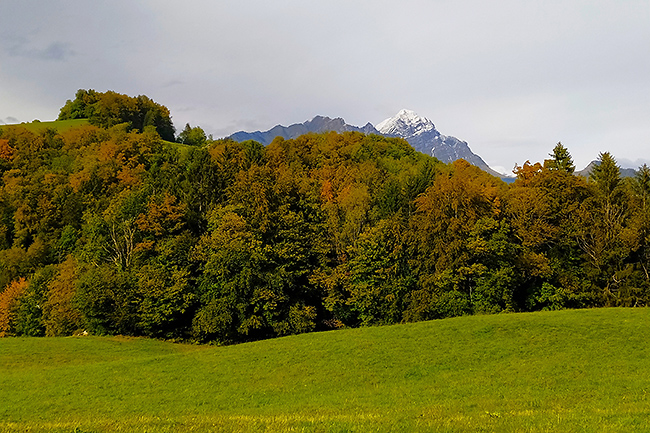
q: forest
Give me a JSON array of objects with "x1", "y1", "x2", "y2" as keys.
[{"x1": 0, "y1": 90, "x2": 648, "y2": 344}]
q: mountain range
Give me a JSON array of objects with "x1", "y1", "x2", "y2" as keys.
[
  {"x1": 229, "y1": 109, "x2": 504, "y2": 178},
  {"x1": 229, "y1": 115, "x2": 378, "y2": 145},
  {"x1": 229, "y1": 110, "x2": 642, "y2": 179}
]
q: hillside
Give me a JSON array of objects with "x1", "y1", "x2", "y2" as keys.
[
  {"x1": 1, "y1": 91, "x2": 649, "y2": 350},
  {"x1": 0, "y1": 118, "x2": 190, "y2": 153},
  {"x1": 1, "y1": 308, "x2": 648, "y2": 432},
  {"x1": 1, "y1": 120, "x2": 649, "y2": 346}
]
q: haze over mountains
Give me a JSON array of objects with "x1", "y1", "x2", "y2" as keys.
[{"x1": 230, "y1": 109, "x2": 504, "y2": 177}]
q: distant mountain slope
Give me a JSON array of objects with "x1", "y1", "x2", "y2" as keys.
[
  {"x1": 230, "y1": 115, "x2": 378, "y2": 146},
  {"x1": 576, "y1": 161, "x2": 637, "y2": 178},
  {"x1": 230, "y1": 109, "x2": 504, "y2": 178}
]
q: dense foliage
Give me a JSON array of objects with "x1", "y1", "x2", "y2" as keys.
[
  {"x1": 57, "y1": 89, "x2": 176, "y2": 141},
  {"x1": 0, "y1": 113, "x2": 648, "y2": 343}
]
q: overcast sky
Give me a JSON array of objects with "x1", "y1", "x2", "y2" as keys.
[{"x1": 1, "y1": 1, "x2": 649, "y2": 174}]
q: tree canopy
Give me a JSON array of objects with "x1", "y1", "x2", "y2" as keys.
[
  {"x1": 1, "y1": 100, "x2": 648, "y2": 343},
  {"x1": 58, "y1": 89, "x2": 176, "y2": 141}
]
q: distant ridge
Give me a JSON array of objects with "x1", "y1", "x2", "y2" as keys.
[
  {"x1": 229, "y1": 115, "x2": 378, "y2": 146},
  {"x1": 230, "y1": 110, "x2": 505, "y2": 178},
  {"x1": 576, "y1": 161, "x2": 637, "y2": 178}
]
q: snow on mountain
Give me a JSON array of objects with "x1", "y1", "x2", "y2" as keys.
[
  {"x1": 377, "y1": 109, "x2": 503, "y2": 177},
  {"x1": 229, "y1": 109, "x2": 505, "y2": 178},
  {"x1": 376, "y1": 109, "x2": 436, "y2": 137}
]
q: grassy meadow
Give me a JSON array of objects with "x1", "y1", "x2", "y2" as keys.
[{"x1": 1, "y1": 308, "x2": 648, "y2": 432}]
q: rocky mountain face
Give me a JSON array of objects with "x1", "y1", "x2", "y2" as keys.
[{"x1": 229, "y1": 109, "x2": 504, "y2": 177}]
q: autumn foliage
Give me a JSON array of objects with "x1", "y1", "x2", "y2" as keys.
[
  {"x1": 0, "y1": 278, "x2": 28, "y2": 336},
  {"x1": 1, "y1": 95, "x2": 649, "y2": 343}
]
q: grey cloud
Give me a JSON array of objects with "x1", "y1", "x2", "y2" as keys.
[
  {"x1": 38, "y1": 42, "x2": 75, "y2": 61},
  {"x1": 8, "y1": 40, "x2": 75, "y2": 61}
]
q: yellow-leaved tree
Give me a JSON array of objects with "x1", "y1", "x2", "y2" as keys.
[
  {"x1": 0, "y1": 277, "x2": 28, "y2": 336},
  {"x1": 43, "y1": 256, "x2": 82, "y2": 336}
]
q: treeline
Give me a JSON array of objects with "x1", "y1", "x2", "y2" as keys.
[{"x1": 0, "y1": 119, "x2": 648, "y2": 343}]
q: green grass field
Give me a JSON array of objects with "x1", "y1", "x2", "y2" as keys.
[{"x1": 1, "y1": 308, "x2": 648, "y2": 432}]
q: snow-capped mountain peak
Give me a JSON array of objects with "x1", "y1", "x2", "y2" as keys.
[
  {"x1": 376, "y1": 109, "x2": 436, "y2": 137},
  {"x1": 230, "y1": 108, "x2": 504, "y2": 178}
]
